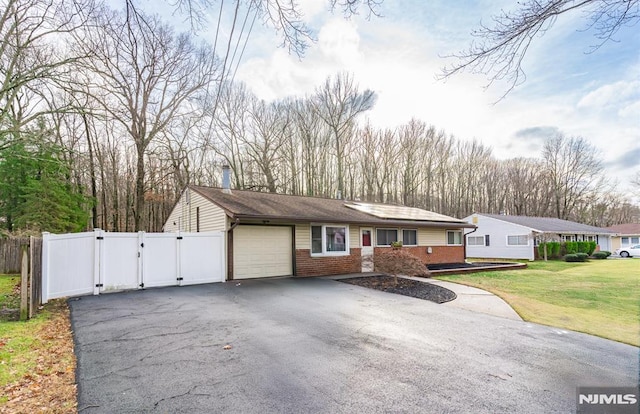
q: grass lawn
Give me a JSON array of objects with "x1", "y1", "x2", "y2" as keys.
[
  {"x1": 0, "y1": 274, "x2": 76, "y2": 412},
  {"x1": 437, "y1": 260, "x2": 640, "y2": 347}
]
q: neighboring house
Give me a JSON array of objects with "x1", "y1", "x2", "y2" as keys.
[
  {"x1": 605, "y1": 223, "x2": 640, "y2": 251},
  {"x1": 462, "y1": 213, "x2": 615, "y2": 261},
  {"x1": 164, "y1": 184, "x2": 474, "y2": 280}
]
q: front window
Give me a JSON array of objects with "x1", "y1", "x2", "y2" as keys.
[
  {"x1": 467, "y1": 236, "x2": 484, "y2": 246},
  {"x1": 507, "y1": 235, "x2": 529, "y2": 246},
  {"x1": 402, "y1": 229, "x2": 417, "y2": 246},
  {"x1": 376, "y1": 229, "x2": 398, "y2": 246},
  {"x1": 311, "y1": 225, "x2": 349, "y2": 255},
  {"x1": 447, "y1": 231, "x2": 462, "y2": 245},
  {"x1": 632, "y1": 237, "x2": 640, "y2": 244}
]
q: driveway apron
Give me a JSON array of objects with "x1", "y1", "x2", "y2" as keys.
[{"x1": 69, "y1": 277, "x2": 638, "y2": 413}]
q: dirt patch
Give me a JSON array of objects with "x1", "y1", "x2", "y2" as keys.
[
  {"x1": 1, "y1": 300, "x2": 77, "y2": 413},
  {"x1": 340, "y1": 275, "x2": 456, "y2": 304}
]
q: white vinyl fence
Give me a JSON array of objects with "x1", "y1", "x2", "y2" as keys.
[{"x1": 42, "y1": 230, "x2": 225, "y2": 302}]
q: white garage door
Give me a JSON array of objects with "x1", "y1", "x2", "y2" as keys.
[{"x1": 233, "y1": 225, "x2": 293, "y2": 279}]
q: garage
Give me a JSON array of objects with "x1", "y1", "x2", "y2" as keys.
[{"x1": 233, "y1": 225, "x2": 293, "y2": 279}]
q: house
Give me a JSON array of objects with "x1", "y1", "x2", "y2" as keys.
[
  {"x1": 605, "y1": 223, "x2": 640, "y2": 251},
  {"x1": 164, "y1": 182, "x2": 475, "y2": 280},
  {"x1": 462, "y1": 213, "x2": 615, "y2": 261}
]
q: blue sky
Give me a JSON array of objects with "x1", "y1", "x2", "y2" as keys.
[{"x1": 149, "y1": 0, "x2": 640, "y2": 195}]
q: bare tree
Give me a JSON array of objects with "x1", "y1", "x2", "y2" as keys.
[
  {"x1": 0, "y1": 0, "x2": 94, "y2": 148},
  {"x1": 440, "y1": 0, "x2": 640, "y2": 96},
  {"x1": 543, "y1": 134, "x2": 604, "y2": 220},
  {"x1": 313, "y1": 73, "x2": 376, "y2": 199},
  {"x1": 74, "y1": 5, "x2": 217, "y2": 230}
]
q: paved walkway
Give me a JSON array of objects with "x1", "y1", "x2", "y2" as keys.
[
  {"x1": 330, "y1": 273, "x2": 522, "y2": 321},
  {"x1": 422, "y1": 278, "x2": 522, "y2": 320}
]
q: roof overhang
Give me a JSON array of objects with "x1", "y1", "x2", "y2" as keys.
[{"x1": 230, "y1": 213, "x2": 476, "y2": 229}]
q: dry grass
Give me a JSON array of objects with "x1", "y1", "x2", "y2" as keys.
[{"x1": 0, "y1": 295, "x2": 76, "y2": 413}]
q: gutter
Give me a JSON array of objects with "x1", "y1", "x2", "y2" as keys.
[{"x1": 463, "y1": 227, "x2": 478, "y2": 261}]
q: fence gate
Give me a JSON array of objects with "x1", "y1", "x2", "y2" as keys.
[{"x1": 42, "y1": 230, "x2": 225, "y2": 302}]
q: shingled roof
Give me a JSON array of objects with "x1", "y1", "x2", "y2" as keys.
[
  {"x1": 480, "y1": 213, "x2": 614, "y2": 234},
  {"x1": 190, "y1": 186, "x2": 474, "y2": 228},
  {"x1": 604, "y1": 223, "x2": 640, "y2": 235}
]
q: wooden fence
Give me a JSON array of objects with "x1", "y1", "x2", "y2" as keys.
[
  {"x1": 0, "y1": 237, "x2": 43, "y2": 319},
  {"x1": 0, "y1": 238, "x2": 30, "y2": 274},
  {"x1": 29, "y1": 237, "x2": 43, "y2": 318}
]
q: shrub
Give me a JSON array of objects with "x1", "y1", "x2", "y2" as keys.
[
  {"x1": 564, "y1": 241, "x2": 578, "y2": 255},
  {"x1": 587, "y1": 241, "x2": 597, "y2": 255},
  {"x1": 576, "y1": 253, "x2": 589, "y2": 261},
  {"x1": 564, "y1": 253, "x2": 587, "y2": 262},
  {"x1": 576, "y1": 241, "x2": 590, "y2": 254},
  {"x1": 538, "y1": 241, "x2": 562, "y2": 259},
  {"x1": 599, "y1": 250, "x2": 612, "y2": 257},
  {"x1": 550, "y1": 241, "x2": 561, "y2": 257},
  {"x1": 591, "y1": 251, "x2": 609, "y2": 259},
  {"x1": 374, "y1": 249, "x2": 430, "y2": 284}
]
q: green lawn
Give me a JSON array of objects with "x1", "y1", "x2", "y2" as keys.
[{"x1": 437, "y1": 260, "x2": 640, "y2": 346}]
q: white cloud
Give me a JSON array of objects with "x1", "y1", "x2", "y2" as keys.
[{"x1": 235, "y1": 1, "x2": 639, "y2": 196}]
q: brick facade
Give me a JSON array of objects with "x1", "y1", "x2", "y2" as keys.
[
  {"x1": 295, "y1": 246, "x2": 464, "y2": 277},
  {"x1": 295, "y1": 248, "x2": 362, "y2": 277},
  {"x1": 375, "y1": 246, "x2": 465, "y2": 265}
]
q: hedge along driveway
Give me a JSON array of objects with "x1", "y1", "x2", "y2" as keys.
[
  {"x1": 438, "y1": 259, "x2": 640, "y2": 345},
  {"x1": 69, "y1": 277, "x2": 637, "y2": 413}
]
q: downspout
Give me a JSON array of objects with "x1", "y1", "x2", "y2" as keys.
[
  {"x1": 463, "y1": 227, "x2": 478, "y2": 262},
  {"x1": 226, "y1": 217, "x2": 240, "y2": 281}
]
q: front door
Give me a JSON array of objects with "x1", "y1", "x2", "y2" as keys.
[{"x1": 361, "y1": 228, "x2": 374, "y2": 272}]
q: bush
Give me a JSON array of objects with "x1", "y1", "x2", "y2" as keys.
[
  {"x1": 576, "y1": 241, "x2": 590, "y2": 254},
  {"x1": 374, "y1": 249, "x2": 430, "y2": 280},
  {"x1": 538, "y1": 241, "x2": 562, "y2": 259},
  {"x1": 591, "y1": 251, "x2": 609, "y2": 259},
  {"x1": 564, "y1": 253, "x2": 587, "y2": 262},
  {"x1": 576, "y1": 253, "x2": 589, "y2": 261},
  {"x1": 587, "y1": 241, "x2": 597, "y2": 255},
  {"x1": 564, "y1": 241, "x2": 578, "y2": 255},
  {"x1": 601, "y1": 250, "x2": 612, "y2": 257}
]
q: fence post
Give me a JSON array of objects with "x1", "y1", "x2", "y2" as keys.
[
  {"x1": 41, "y1": 232, "x2": 50, "y2": 304},
  {"x1": 93, "y1": 229, "x2": 103, "y2": 295},
  {"x1": 20, "y1": 245, "x2": 29, "y2": 321}
]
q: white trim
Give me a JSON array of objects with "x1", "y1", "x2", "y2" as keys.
[
  {"x1": 310, "y1": 223, "x2": 350, "y2": 257},
  {"x1": 401, "y1": 229, "x2": 418, "y2": 246},
  {"x1": 506, "y1": 235, "x2": 529, "y2": 246},
  {"x1": 467, "y1": 235, "x2": 485, "y2": 246},
  {"x1": 376, "y1": 228, "x2": 399, "y2": 247},
  {"x1": 446, "y1": 230, "x2": 463, "y2": 246}
]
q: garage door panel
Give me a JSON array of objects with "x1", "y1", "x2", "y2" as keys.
[{"x1": 234, "y1": 226, "x2": 292, "y2": 279}]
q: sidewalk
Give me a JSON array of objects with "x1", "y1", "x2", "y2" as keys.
[{"x1": 412, "y1": 277, "x2": 523, "y2": 321}]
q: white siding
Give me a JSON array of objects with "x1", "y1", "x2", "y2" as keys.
[
  {"x1": 462, "y1": 214, "x2": 535, "y2": 261},
  {"x1": 296, "y1": 224, "x2": 356, "y2": 249},
  {"x1": 164, "y1": 188, "x2": 227, "y2": 232}
]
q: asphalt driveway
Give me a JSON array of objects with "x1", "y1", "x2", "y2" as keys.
[{"x1": 69, "y1": 277, "x2": 638, "y2": 413}]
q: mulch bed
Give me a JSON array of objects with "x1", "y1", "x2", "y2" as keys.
[{"x1": 340, "y1": 275, "x2": 456, "y2": 304}]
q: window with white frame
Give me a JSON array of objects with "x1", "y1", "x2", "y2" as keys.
[
  {"x1": 447, "y1": 230, "x2": 462, "y2": 245},
  {"x1": 467, "y1": 235, "x2": 484, "y2": 246},
  {"x1": 311, "y1": 224, "x2": 348, "y2": 255},
  {"x1": 402, "y1": 229, "x2": 417, "y2": 246},
  {"x1": 376, "y1": 229, "x2": 398, "y2": 246},
  {"x1": 632, "y1": 237, "x2": 640, "y2": 244},
  {"x1": 507, "y1": 235, "x2": 529, "y2": 246},
  {"x1": 561, "y1": 235, "x2": 575, "y2": 242}
]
